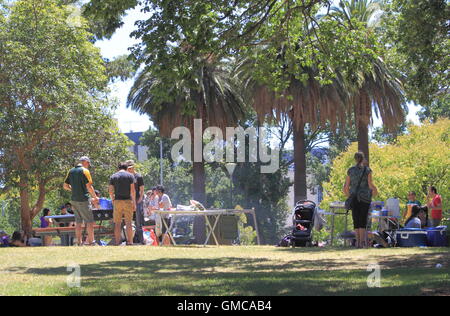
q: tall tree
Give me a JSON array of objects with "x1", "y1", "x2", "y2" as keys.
[
  {"x1": 127, "y1": 60, "x2": 247, "y2": 204},
  {"x1": 331, "y1": 0, "x2": 406, "y2": 162},
  {"x1": 0, "y1": 0, "x2": 132, "y2": 235}
]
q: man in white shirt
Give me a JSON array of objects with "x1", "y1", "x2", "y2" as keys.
[
  {"x1": 155, "y1": 185, "x2": 172, "y2": 240},
  {"x1": 156, "y1": 185, "x2": 172, "y2": 210}
]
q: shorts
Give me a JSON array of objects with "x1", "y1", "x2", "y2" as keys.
[
  {"x1": 71, "y1": 201, "x2": 94, "y2": 224},
  {"x1": 113, "y1": 200, "x2": 134, "y2": 224}
]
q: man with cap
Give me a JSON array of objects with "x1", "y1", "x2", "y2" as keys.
[
  {"x1": 63, "y1": 156, "x2": 99, "y2": 246},
  {"x1": 126, "y1": 160, "x2": 145, "y2": 244}
]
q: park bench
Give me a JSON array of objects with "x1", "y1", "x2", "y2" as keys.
[{"x1": 33, "y1": 225, "x2": 111, "y2": 238}]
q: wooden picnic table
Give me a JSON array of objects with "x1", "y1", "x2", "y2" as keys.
[{"x1": 33, "y1": 210, "x2": 115, "y2": 241}]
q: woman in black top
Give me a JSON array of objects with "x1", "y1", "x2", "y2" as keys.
[{"x1": 344, "y1": 152, "x2": 378, "y2": 248}]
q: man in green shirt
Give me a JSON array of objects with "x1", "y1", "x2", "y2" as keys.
[{"x1": 63, "y1": 156, "x2": 99, "y2": 246}]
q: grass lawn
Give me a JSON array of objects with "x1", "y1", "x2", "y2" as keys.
[{"x1": 0, "y1": 246, "x2": 448, "y2": 296}]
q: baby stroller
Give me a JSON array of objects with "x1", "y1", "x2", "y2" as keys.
[{"x1": 291, "y1": 200, "x2": 316, "y2": 247}]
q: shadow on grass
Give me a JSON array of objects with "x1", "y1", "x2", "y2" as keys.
[{"x1": 12, "y1": 251, "x2": 450, "y2": 296}]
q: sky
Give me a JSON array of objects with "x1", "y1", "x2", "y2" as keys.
[
  {"x1": 95, "y1": 7, "x2": 422, "y2": 135},
  {"x1": 95, "y1": 8, "x2": 151, "y2": 133}
]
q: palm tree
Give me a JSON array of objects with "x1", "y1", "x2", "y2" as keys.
[
  {"x1": 332, "y1": 0, "x2": 405, "y2": 163},
  {"x1": 351, "y1": 57, "x2": 405, "y2": 162},
  {"x1": 128, "y1": 60, "x2": 247, "y2": 204},
  {"x1": 333, "y1": 0, "x2": 383, "y2": 27},
  {"x1": 238, "y1": 55, "x2": 352, "y2": 201}
]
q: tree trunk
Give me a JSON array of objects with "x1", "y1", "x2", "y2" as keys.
[
  {"x1": 192, "y1": 117, "x2": 207, "y2": 244},
  {"x1": 293, "y1": 121, "x2": 308, "y2": 203},
  {"x1": 356, "y1": 92, "x2": 370, "y2": 165},
  {"x1": 19, "y1": 185, "x2": 33, "y2": 237},
  {"x1": 192, "y1": 161, "x2": 206, "y2": 203},
  {"x1": 358, "y1": 121, "x2": 370, "y2": 166},
  {"x1": 19, "y1": 178, "x2": 47, "y2": 238}
]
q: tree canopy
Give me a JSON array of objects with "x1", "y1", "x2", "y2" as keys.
[
  {"x1": 0, "y1": 0, "x2": 133, "y2": 234},
  {"x1": 381, "y1": 0, "x2": 449, "y2": 108}
]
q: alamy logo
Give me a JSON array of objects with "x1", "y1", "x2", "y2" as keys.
[
  {"x1": 171, "y1": 119, "x2": 280, "y2": 174},
  {"x1": 67, "y1": 263, "x2": 81, "y2": 288},
  {"x1": 367, "y1": 263, "x2": 381, "y2": 288}
]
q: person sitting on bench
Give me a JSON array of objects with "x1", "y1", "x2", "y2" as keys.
[{"x1": 40, "y1": 208, "x2": 54, "y2": 246}]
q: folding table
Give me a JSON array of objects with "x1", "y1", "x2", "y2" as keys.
[{"x1": 154, "y1": 209, "x2": 261, "y2": 246}]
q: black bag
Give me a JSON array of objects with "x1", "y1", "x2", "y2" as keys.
[{"x1": 345, "y1": 167, "x2": 367, "y2": 211}]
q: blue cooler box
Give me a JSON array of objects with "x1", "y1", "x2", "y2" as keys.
[
  {"x1": 396, "y1": 229, "x2": 428, "y2": 247},
  {"x1": 98, "y1": 198, "x2": 113, "y2": 210},
  {"x1": 426, "y1": 226, "x2": 448, "y2": 247}
]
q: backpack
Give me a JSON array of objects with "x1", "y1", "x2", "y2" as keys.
[{"x1": 1, "y1": 235, "x2": 9, "y2": 247}]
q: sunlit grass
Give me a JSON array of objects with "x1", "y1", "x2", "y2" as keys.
[{"x1": 0, "y1": 246, "x2": 448, "y2": 296}]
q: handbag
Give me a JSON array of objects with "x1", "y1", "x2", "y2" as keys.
[{"x1": 345, "y1": 167, "x2": 367, "y2": 211}]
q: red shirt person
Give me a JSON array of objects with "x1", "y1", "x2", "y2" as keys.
[{"x1": 427, "y1": 186, "x2": 443, "y2": 227}]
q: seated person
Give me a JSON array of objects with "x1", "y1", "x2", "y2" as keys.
[
  {"x1": 405, "y1": 205, "x2": 430, "y2": 229},
  {"x1": 59, "y1": 205, "x2": 73, "y2": 246},
  {"x1": 144, "y1": 188, "x2": 159, "y2": 223},
  {"x1": 418, "y1": 206, "x2": 432, "y2": 228},
  {"x1": 40, "y1": 208, "x2": 54, "y2": 246},
  {"x1": 9, "y1": 231, "x2": 26, "y2": 247},
  {"x1": 40, "y1": 208, "x2": 53, "y2": 228},
  {"x1": 65, "y1": 202, "x2": 74, "y2": 215}
]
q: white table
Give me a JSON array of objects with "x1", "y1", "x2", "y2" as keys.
[
  {"x1": 324, "y1": 202, "x2": 350, "y2": 246},
  {"x1": 154, "y1": 209, "x2": 261, "y2": 246}
]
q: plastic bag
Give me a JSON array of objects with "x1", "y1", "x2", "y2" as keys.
[
  {"x1": 314, "y1": 209, "x2": 327, "y2": 231},
  {"x1": 143, "y1": 228, "x2": 159, "y2": 246}
]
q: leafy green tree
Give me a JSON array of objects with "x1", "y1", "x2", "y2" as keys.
[
  {"x1": 0, "y1": 196, "x2": 21, "y2": 234},
  {"x1": 140, "y1": 127, "x2": 175, "y2": 162},
  {"x1": 105, "y1": 54, "x2": 136, "y2": 82},
  {"x1": 417, "y1": 95, "x2": 450, "y2": 123},
  {"x1": 371, "y1": 121, "x2": 408, "y2": 145},
  {"x1": 82, "y1": 0, "x2": 139, "y2": 40},
  {"x1": 381, "y1": 0, "x2": 449, "y2": 109},
  {"x1": 0, "y1": 0, "x2": 132, "y2": 235},
  {"x1": 139, "y1": 158, "x2": 193, "y2": 206}
]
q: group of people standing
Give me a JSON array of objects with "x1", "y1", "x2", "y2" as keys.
[
  {"x1": 64, "y1": 156, "x2": 172, "y2": 246},
  {"x1": 344, "y1": 152, "x2": 444, "y2": 249}
]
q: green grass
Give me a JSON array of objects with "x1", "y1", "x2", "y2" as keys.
[{"x1": 0, "y1": 246, "x2": 449, "y2": 296}]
